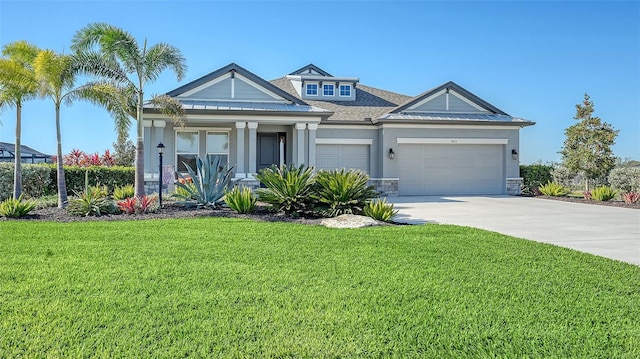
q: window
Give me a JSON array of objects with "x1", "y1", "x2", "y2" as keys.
[
  {"x1": 306, "y1": 83, "x2": 318, "y2": 96},
  {"x1": 176, "y1": 131, "x2": 199, "y2": 172},
  {"x1": 206, "y1": 132, "x2": 229, "y2": 167},
  {"x1": 339, "y1": 84, "x2": 351, "y2": 97},
  {"x1": 323, "y1": 84, "x2": 334, "y2": 96}
]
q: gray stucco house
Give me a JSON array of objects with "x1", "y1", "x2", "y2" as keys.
[{"x1": 143, "y1": 63, "x2": 534, "y2": 196}]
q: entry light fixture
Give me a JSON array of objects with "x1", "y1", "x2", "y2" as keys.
[
  {"x1": 388, "y1": 148, "x2": 395, "y2": 160},
  {"x1": 511, "y1": 148, "x2": 518, "y2": 160}
]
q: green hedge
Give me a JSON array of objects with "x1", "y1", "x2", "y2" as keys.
[
  {"x1": 0, "y1": 163, "x2": 134, "y2": 200},
  {"x1": 520, "y1": 164, "x2": 553, "y2": 195}
]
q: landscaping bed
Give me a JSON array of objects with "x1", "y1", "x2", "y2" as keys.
[{"x1": 534, "y1": 195, "x2": 640, "y2": 209}]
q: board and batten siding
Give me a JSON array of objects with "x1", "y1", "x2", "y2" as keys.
[{"x1": 234, "y1": 78, "x2": 277, "y2": 102}]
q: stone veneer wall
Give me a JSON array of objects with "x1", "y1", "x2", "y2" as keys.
[
  {"x1": 506, "y1": 177, "x2": 523, "y2": 196},
  {"x1": 369, "y1": 178, "x2": 399, "y2": 197}
]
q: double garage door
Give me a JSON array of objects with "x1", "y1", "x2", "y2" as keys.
[{"x1": 397, "y1": 144, "x2": 504, "y2": 195}]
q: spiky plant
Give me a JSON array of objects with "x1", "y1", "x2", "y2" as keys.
[
  {"x1": 255, "y1": 164, "x2": 316, "y2": 216},
  {"x1": 538, "y1": 181, "x2": 569, "y2": 197},
  {"x1": 173, "y1": 155, "x2": 233, "y2": 209},
  {"x1": 0, "y1": 195, "x2": 37, "y2": 218},
  {"x1": 364, "y1": 198, "x2": 398, "y2": 222},
  {"x1": 312, "y1": 169, "x2": 378, "y2": 217},
  {"x1": 224, "y1": 186, "x2": 257, "y2": 214}
]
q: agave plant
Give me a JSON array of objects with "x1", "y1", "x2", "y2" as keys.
[
  {"x1": 173, "y1": 155, "x2": 233, "y2": 208},
  {"x1": 312, "y1": 169, "x2": 378, "y2": 217},
  {"x1": 255, "y1": 164, "x2": 316, "y2": 216}
]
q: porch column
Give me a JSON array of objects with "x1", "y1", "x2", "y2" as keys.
[
  {"x1": 295, "y1": 123, "x2": 306, "y2": 165},
  {"x1": 143, "y1": 120, "x2": 153, "y2": 178},
  {"x1": 247, "y1": 122, "x2": 258, "y2": 177},
  {"x1": 307, "y1": 123, "x2": 317, "y2": 168},
  {"x1": 235, "y1": 121, "x2": 246, "y2": 178}
]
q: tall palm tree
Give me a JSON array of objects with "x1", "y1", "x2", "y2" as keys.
[
  {"x1": 0, "y1": 41, "x2": 39, "y2": 199},
  {"x1": 71, "y1": 23, "x2": 187, "y2": 197}
]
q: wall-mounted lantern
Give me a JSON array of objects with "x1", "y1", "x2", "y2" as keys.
[
  {"x1": 511, "y1": 148, "x2": 519, "y2": 160},
  {"x1": 389, "y1": 148, "x2": 395, "y2": 160}
]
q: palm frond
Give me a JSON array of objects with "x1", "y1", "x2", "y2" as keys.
[
  {"x1": 71, "y1": 22, "x2": 141, "y2": 72},
  {"x1": 70, "y1": 52, "x2": 131, "y2": 86},
  {"x1": 146, "y1": 94, "x2": 186, "y2": 127},
  {"x1": 70, "y1": 81, "x2": 133, "y2": 134},
  {"x1": 144, "y1": 43, "x2": 187, "y2": 82},
  {"x1": 2, "y1": 41, "x2": 40, "y2": 67}
]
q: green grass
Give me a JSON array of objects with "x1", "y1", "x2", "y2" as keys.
[{"x1": 1, "y1": 219, "x2": 639, "y2": 358}]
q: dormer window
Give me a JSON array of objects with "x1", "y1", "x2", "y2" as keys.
[
  {"x1": 306, "y1": 83, "x2": 318, "y2": 96},
  {"x1": 323, "y1": 84, "x2": 334, "y2": 96},
  {"x1": 339, "y1": 84, "x2": 352, "y2": 97}
]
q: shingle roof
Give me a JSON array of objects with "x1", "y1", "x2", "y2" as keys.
[{"x1": 270, "y1": 77, "x2": 411, "y2": 122}]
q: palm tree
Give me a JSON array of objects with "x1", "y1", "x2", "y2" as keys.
[
  {"x1": 0, "y1": 41, "x2": 39, "y2": 199},
  {"x1": 71, "y1": 23, "x2": 187, "y2": 197}
]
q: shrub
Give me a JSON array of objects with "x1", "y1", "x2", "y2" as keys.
[
  {"x1": 519, "y1": 164, "x2": 553, "y2": 195},
  {"x1": 117, "y1": 195, "x2": 158, "y2": 214},
  {"x1": 67, "y1": 186, "x2": 118, "y2": 216},
  {"x1": 363, "y1": 198, "x2": 398, "y2": 222},
  {"x1": 0, "y1": 163, "x2": 54, "y2": 201},
  {"x1": 0, "y1": 195, "x2": 37, "y2": 218},
  {"x1": 608, "y1": 167, "x2": 640, "y2": 193},
  {"x1": 591, "y1": 186, "x2": 618, "y2": 201},
  {"x1": 312, "y1": 169, "x2": 378, "y2": 217},
  {"x1": 255, "y1": 164, "x2": 316, "y2": 216},
  {"x1": 55, "y1": 166, "x2": 134, "y2": 195},
  {"x1": 35, "y1": 194, "x2": 59, "y2": 209},
  {"x1": 224, "y1": 186, "x2": 257, "y2": 214},
  {"x1": 551, "y1": 165, "x2": 576, "y2": 189},
  {"x1": 538, "y1": 182, "x2": 569, "y2": 197},
  {"x1": 173, "y1": 155, "x2": 233, "y2": 208},
  {"x1": 622, "y1": 192, "x2": 640, "y2": 204},
  {"x1": 113, "y1": 184, "x2": 135, "y2": 200}
]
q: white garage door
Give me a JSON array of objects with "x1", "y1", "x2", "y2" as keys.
[
  {"x1": 316, "y1": 144, "x2": 370, "y2": 173},
  {"x1": 398, "y1": 144, "x2": 504, "y2": 195}
]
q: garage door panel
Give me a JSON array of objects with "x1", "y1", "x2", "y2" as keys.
[
  {"x1": 316, "y1": 144, "x2": 370, "y2": 173},
  {"x1": 398, "y1": 144, "x2": 503, "y2": 195}
]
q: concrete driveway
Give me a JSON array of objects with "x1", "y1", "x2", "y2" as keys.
[{"x1": 388, "y1": 196, "x2": 640, "y2": 266}]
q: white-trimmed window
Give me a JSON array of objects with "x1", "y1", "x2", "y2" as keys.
[
  {"x1": 339, "y1": 84, "x2": 351, "y2": 97},
  {"x1": 176, "y1": 131, "x2": 199, "y2": 172},
  {"x1": 306, "y1": 83, "x2": 318, "y2": 96},
  {"x1": 323, "y1": 84, "x2": 334, "y2": 96},
  {"x1": 206, "y1": 131, "x2": 229, "y2": 167}
]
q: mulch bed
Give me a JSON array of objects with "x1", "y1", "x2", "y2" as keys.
[
  {"x1": 1, "y1": 204, "x2": 324, "y2": 225},
  {"x1": 534, "y1": 195, "x2": 640, "y2": 209}
]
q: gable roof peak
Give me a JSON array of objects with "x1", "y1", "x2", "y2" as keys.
[{"x1": 288, "y1": 64, "x2": 333, "y2": 77}]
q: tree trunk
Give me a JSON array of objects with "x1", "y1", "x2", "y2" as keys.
[
  {"x1": 13, "y1": 101, "x2": 22, "y2": 199},
  {"x1": 134, "y1": 92, "x2": 145, "y2": 198},
  {"x1": 55, "y1": 103, "x2": 68, "y2": 208}
]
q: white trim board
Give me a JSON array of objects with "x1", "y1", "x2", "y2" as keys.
[
  {"x1": 396, "y1": 138, "x2": 509, "y2": 145},
  {"x1": 316, "y1": 138, "x2": 373, "y2": 145},
  {"x1": 381, "y1": 124, "x2": 521, "y2": 130}
]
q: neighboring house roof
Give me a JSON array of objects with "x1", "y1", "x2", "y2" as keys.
[
  {"x1": 0, "y1": 142, "x2": 51, "y2": 159},
  {"x1": 165, "y1": 63, "x2": 309, "y2": 106},
  {"x1": 270, "y1": 77, "x2": 411, "y2": 122}
]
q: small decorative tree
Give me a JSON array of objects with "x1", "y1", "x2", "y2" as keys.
[{"x1": 559, "y1": 94, "x2": 618, "y2": 191}]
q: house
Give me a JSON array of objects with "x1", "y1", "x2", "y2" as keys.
[
  {"x1": 0, "y1": 142, "x2": 52, "y2": 163},
  {"x1": 143, "y1": 63, "x2": 534, "y2": 196}
]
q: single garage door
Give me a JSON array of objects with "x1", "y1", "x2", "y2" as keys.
[
  {"x1": 398, "y1": 144, "x2": 504, "y2": 195},
  {"x1": 316, "y1": 144, "x2": 370, "y2": 173}
]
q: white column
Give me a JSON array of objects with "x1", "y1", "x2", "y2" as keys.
[
  {"x1": 307, "y1": 123, "x2": 317, "y2": 168},
  {"x1": 247, "y1": 122, "x2": 258, "y2": 177},
  {"x1": 279, "y1": 135, "x2": 285, "y2": 167},
  {"x1": 295, "y1": 123, "x2": 306, "y2": 166},
  {"x1": 143, "y1": 120, "x2": 153, "y2": 178},
  {"x1": 235, "y1": 122, "x2": 246, "y2": 178},
  {"x1": 154, "y1": 120, "x2": 166, "y2": 179}
]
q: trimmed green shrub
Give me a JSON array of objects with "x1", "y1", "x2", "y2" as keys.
[
  {"x1": 0, "y1": 195, "x2": 37, "y2": 218},
  {"x1": 520, "y1": 164, "x2": 553, "y2": 195},
  {"x1": 49, "y1": 165, "x2": 134, "y2": 195},
  {"x1": 174, "y1": 155, "x2": 233, "y2": 208},
  {"x1": 224, "y1": 186, "x2": 257, "y2": 214},
  {"x1": 255, "y1": 164, "x2": 316, "y2": 216},
  {"x1": 591, "y1": 186, "x2": 618, "y2": 201},
  {"x1": 34, "y1": 194, "x2": 59, "y2": 209},
  {"x1": 608, "y1": 167, "x2": 640, "y2": 193},
  {"x1": 312, "y1": 169, "x2": 378, "y2": 217},
  {"x1": 113, "y1": 184, "x2": 135, "y2": 200},
  {"x1": 364, "y1": 198, "x2": 398, "y2": 222},
  {"x1": 0, "y1": 163, "x2": 54, "y2": 201},
  {"x1": 538, "y1": 181, "x2": 569, "y2": 197}
]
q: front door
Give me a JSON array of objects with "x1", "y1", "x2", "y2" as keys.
[{"x1": 257, "y1": 133, "x2": 284, "y2": 171}]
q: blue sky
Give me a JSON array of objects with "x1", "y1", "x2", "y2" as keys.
[{"x1": 0, "y1": 0, "x2": 638, "y2": 165}]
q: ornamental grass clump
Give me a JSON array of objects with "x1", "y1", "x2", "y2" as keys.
[
  {"x1": 173, "y1": 155, "x2": 233, "y2": 209},
  {"x1": 255, "y1": 164, "x2": 316, "y2": 216},
  {"x1": 113, "y1": 184, "x2": 135, "y2": 200},
  {"x1": 591, "y1": 186, "x2": 618, "y2": 201},
  {"x1": 0, "y1": 195, "x2": 37, "y2": 218},
  {"x1": 67, "y1": 186, "x2": 118, "y2": 216},
  {"x1": 538, "y1": 181, "x2": 569, "y2": 197},
  {"x1": 364, "y1": 198, "x2": 398, "y2": 222},
  {"x1": 312, "y1": 169, "x2": 378, "y2": 217},
  {"x1": 224, "y1": 186, "x2": 257, "y2": 214}
]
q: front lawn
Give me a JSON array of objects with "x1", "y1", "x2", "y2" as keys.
[{"x1": 1, "y1": 219, "x2": 638, "y2": 357}]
